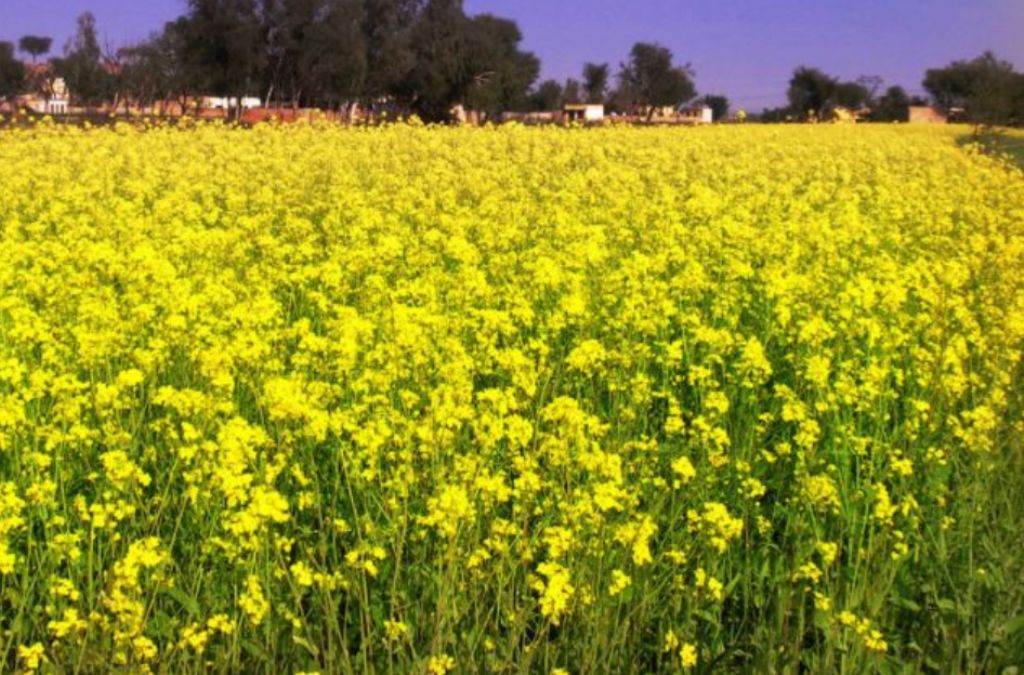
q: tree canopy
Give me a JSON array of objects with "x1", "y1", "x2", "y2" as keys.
[
  {"x1": 701, "y1": 93, "x2": 729, "y2": 121},
  {"x1": 11, "y1": 4, "x2": 1024, "y2": 127},
  {"x1": 873, "y1": 85, "x2": 910, "y2": 122},
  {"x1": 924, "y1": 52, "x2": 1023, "y2": 126},
  {"x1": 18, "y1": 35, "x2": 53, "y2": 62},
  {"x1": 0, "y1": 42, "x2": 26, "y2": 103},
  {"x1": 617, "y1": 42, "x2": 696, "y2": 119},
  {"x1": 53, "y1": 12, "x2": 111, "y2": 107},
  {"x1": 582, "y1": 62, "x2": 609, "y2": 104}
]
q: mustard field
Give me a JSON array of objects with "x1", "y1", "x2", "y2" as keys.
[{"x1": 0, "y1": 122, "x2": 1023, "y2": 674}]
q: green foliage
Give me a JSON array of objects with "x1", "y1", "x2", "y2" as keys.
[
  {"x1": 700, "y1": 94, "x2": 729, "y2": 122},
  {"x1": 833, "y1": 81, "x2": 871, "y2": 110},
  {"x1": 52, "y1": 13, "x2": 111, "y2": 107},
  {"x1": 461, "y1": 15, "x2": 539, "y2": 117},
  {"x1": 924, "y1": 51, "x2": 1023, "y2": 127},
  {"x1": 529, "y1": 79, "x2": 563, "y2": 112},
  {"x1": 617, "y1": 42, "x2": 696, "y2": 118},
  {"x1": 786, "y1": 67, "x2": 836, "y2": 120},
  {"x1": 582, "y1": 62, "x2": 610, "y2": 105},
  {"x1": 17, "y1": 35, "x2": 52, "y2": 62},
  {"x1": 0, "y1": 42, "x2": 25, "y2": 103},
  {"x1": 873, "y1": 86, "x2": 910, "y2": 122}
]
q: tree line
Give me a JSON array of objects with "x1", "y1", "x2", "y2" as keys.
[
  {"x1": 764, "y1": 52, "x2": 1024, "y2": 126},
  {"x1": 0, "y1": 0, "x2": 719, "y2": 122},
  {"x1": 2, "y1": 2, "x2": 1022, "y2": 125}
]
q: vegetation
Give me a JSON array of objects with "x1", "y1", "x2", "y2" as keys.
[
  {"x1": 699, "y1": 94, "x2": 729, "y2": 122},
  {"x1": 5, "y1": 3, "x2": 1024, "y2": 124},
  {"x1": 52, "y1": 12, "x2": 110, "y2": 108},
  {"x1": 784, "y1": 67, "x2": 871, "y2": 121},
  {"x1": 924, "y1": 52, "x2": 1024, "y2": 127},
  {"x1": 0, "y1": 42, "x2": 25, "y2": 105},
  {"x1": 16, "y1": 36, "x2": 52, "y2": 63},
  {"x1": 582, "y1": 62, "x2": 610, "y2": 105},
  {"x1": 0, "y1": 122, "x2": 1022, "y2": 673},
  {"x1": 616, "y1": 43, "x2": 696, "y2": 120}
]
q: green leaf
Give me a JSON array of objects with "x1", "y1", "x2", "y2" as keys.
[
  {"x1": 165, "y1": 586, "x2": 201, "y2": 618},
  {"x1": 694, "y1": 609, "x2": 719, "y2": 626},
  {"x1": 149, "y1": 611, "x2": 176, "y2": 640},
  {"x1": 293, "y1": 634, "x2": 320, "y2": 657},
  {"x1": 897, "y1": 597, "x2": 921, "y2": 612},
  {"x1": 1000, "y1": 614, "x2": 1024, "y2": 638},
  {"x1": 241, "y1": 638, "x2": 269, "y2": 661},
  {"x1": 936, "y1": 598, "x2": 957, "y2": 613}
]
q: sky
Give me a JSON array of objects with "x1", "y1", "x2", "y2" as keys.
[{"x1": 2, "y1": 0, "x2": 1022, "y2": 111}]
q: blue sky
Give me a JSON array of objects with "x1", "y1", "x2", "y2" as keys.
[{"x1": 3, "y1": 0, "x2": 1022, "y2": 110}]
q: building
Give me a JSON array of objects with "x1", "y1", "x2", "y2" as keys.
[
  {"x1": 678, "y1": 104, "x2": 714, "y2": 125},
  {"x1": 908, "y1": 106, "x2": 947, "y2": 124},
  {"x1": 18, "y1": 63, "x2": 70, "y2": 115},
  {"x1": 201, "y1": 96, "x2": 263, "y2": 111},
  {"x1": 829, "y1": 106, "x2": 871, "y2": 123},
  {"x1": 563, "y1": 103, "x2": 605, "y2": 124}
]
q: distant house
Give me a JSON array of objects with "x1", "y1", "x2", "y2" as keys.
[
  {"x1": 563, "y1": 103, "x2": 605, "y2": 124},
  {"x1": 678, "y1": 104, "x2": 713, "y2": 125},
  {"x1": 908, "y1": 106, "x2": 947, "y2": 124},
  {"x1": 636, "y1": 105, "x2": 677, "y2": 121},
  {"x1": 829, "y1": 106, "x2": 871, "y2": 123},
  {"x1": 19, "y1": 63, "x2": 70, "y2": 115},
  {"x1": 202, "y1": 96, "x2": 263, "y2": 111}
]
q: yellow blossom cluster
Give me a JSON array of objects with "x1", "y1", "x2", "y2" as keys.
[{"x1": 0, "y1": 120, "x2": 1021, "y2": 672}]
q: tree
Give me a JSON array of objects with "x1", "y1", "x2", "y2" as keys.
[
  {"x1": 262, "y1": 0, "x2": 323, "y2": 106},
  {"x1": 18, "y1": 35, "x2": 53, "y2": 62},
  {"x1": 873, "y1": 85, "x2": 909, "y2": 122},
  {"x1": 856, "y1": 75, "x2": 883, "y2": 103},
  {"x1": 53, "y1": 12, "x2": 111, "y2": 107},
  {"x1": 1015, "y1": 73, "x2": 1024, "y2": 126},
  {"x1": 833, "y1": 80, "x2": 871, "y2": 110},
  {"x1": 401, "y1": 0, "x2": 473, "y2": 120},
  {"x1": 562, "y1": 78, "x2": 581, "y2": 105},
  {"x1": 362, "y1": 0, "x2": 422, "y2": 103},
  {"x1": 924, "y1": 52, "x2": 1017, "y2": 127},
  {"x1": 530, "y1": 79, "x2": 563, "y2": 111},
  {"x1": 115, "y1": 26, "x2": 196, "y2": 115},
  {"x1": 786, "y1": 67, "x2": 836, "y2": 121},
  {"x1": 759, "y1": 106, "x2": 792, "y2": 123},
  {"x1": 462, "y1": 14, "x2": 538, "y2": 118},
  {"x1": 700, "y1": 93, "x2": 729, "y2": 121},
  {"x1": 582, "y1": 62, "x2": 609, "y2": 104},
  {"x1": 0, "y1": 42, "x2": 26, "y2": 106},
  {"x1": 301, "y1": 0, "x2": 368, "y2": 111},
  {"x1": 174, "y1": 0, "x2": 267, "y2": 117},
  {"x1": 260, "y1": 0, "x2": 367, "y2": 110},
  {"x1": 617, "y1": 42, "x2": 696, "y2": 120}
]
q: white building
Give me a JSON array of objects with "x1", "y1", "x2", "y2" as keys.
[
  {"x1": 678, "y1": 104, "x2": 713, "y2": 125},
  {"x1": 563, "y1": 103, "x2": 605, "y2": 123},
  {"x1": 18, "y1": 65, "x2": 70, "y2": 115},
  {"x1": 201, "y1": 96, "x2": 262, "y2": 111}
]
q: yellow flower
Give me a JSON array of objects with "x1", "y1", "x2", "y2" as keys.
[
  {"x1": 428, "y1": 654, "x2": 457, "y2": 675},
  {"x1": 239, "y1": 575, "x2": 270, "y2": 626},
  {"x1": 680, "y1": 643, "x2": 698, "y2": 669},
  {"x1": 608, "y1": 569, "x2": 632, "y2": 597},
  {"x1": 384, "y1": 620, "x2": 409, "y2": 641},
  {"x1": 18, "y1": 643, "x2": 48, "y2": 671},
  {"x1": 671, "y1": 456, "x2": 697, "y2": 487},
  {"x1": 290, "y1": 561, "x2": 315, "y2": 588},
  {"x1": 532, "y1": 562, "x2": 575, "y2": 625}
]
